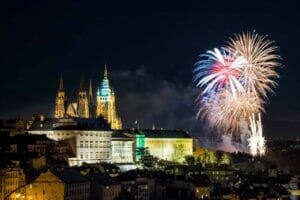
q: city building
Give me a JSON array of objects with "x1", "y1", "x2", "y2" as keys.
[
  {"x1": 205, "y1": 164, "x2": 237, "y2": 184},
  {"x1": 0, "y1": 159, "x2": 25, "y2": 200},
  {"x1": 28, "y1": 117, "x2": 112, "y2": 166},
  {"x1": 0, "y1": 131, "x2": 69, "y2": 170},
  {"x1": 117, "y1": 170, "x2": 150, "y2": 200},
  {"x1": 190, "y1": 174, "x2": 211, "y2": 199},
  {"x1": 54, "y1": 65, "x2": 122, "y2": 129},
  {"x1": 0, "y1": 118, "x2": 25, "y2": 136},
  {"x1": 26, "y1": 169, "x2": 90, "y2": 200},
  {"x1": 89, "y1": 173, "x2": 121, "y2": 200}
]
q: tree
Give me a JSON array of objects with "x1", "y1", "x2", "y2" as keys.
[
  {"x1": 172, "y1": 144, "x2": 185, "y2": 163},
  {"x1": 193, "y1": 147, "x2": 217, "y2": 164},
  {"x1": 215, "y1": 150, "x2": 223, "y2": 164},
  {"x1": 220, "y1": 152, "x2": 232, "y2": 165},
  {"x1": 184, "y1": 155, "x2": 195, "y2": 165},
  {"x1": 138, "y1": 147, "x2": 157, "y2": 169}
]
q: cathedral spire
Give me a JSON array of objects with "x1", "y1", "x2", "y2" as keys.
[
  {"x1": 55, "y1": 75, "x2": 66, "y2": 118},
  {"x1": 89, "y1": 79, "x2": 93, "y2": 102},
  {"x1": 59, "y1": 75, "x2": 64, "y2": 91},
  {"x1": 104, "y1": 64, "x2": 108, "y2": 79},
  {"x1": 77, "y1": 74, "x2": 89, "y2": 118},
  {"x1": 79, "y1": 74, "x2": 85, "y2": 91}
]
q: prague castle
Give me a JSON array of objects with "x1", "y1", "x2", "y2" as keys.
[
  {"x1": 54, "y1": 66, "x2": 122, "y2": 129},
  {"x1": 26, "y1": 65, "x2": 193, "y2": 167}
]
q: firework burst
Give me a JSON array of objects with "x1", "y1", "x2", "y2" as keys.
[
  {"x1": 193, "y1": 31, "x2": 281, "y2": 156},
  {"x1": 193, "y1": 48, "x2": 246, "y2": 97},
  {"x1": 227, "y1": 31, "x2": 281, "y2": 98}
]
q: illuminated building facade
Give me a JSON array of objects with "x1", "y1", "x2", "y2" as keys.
[
  {"x1": 0, "y1": 160, "x2": 25, "y2": 200},
  {"x1": 111, "y1": 131, "x2": 134, "y2": 163},
  {"x1": 124, "y1": 129, "x2": 193, "y2": 163},
  {"x1": 28, "y1": 117, "x2": 113, "y2": 166},
  {"x1": 144, "y1": 130, "x2": 193, "y2": 163},
  {"x1": 26, "y1": 169, "x2": 90, "y2": 200},
  {"x1": 54, "y1": 65, "x2": 122, "y2": 129}
]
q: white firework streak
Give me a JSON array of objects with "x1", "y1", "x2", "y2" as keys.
[
  {"x1": 227, "y1": 31, "x2": 281, "y2": 98},
  {"x1": 248, "y1": 113, "x2": 266, "y2": 156},
  {"x1": 193, "y1": 48, "x2": 247, "y2": 97}
]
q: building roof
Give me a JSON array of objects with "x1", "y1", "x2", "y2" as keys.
[
  {"x1": 112, "y1": 130, "x2": 132, "y2": 140},
  {"x1": 89, "y1": 173, "x2": 119, "y2": 186},
  {"x1": 0, "y1": 157, "x2": 14, "y2": 168},
  {"x1": 0, "y1": 132, "x2": 52, "y2": 146},
  {"x1": 52, "y1": 169, "x2": 90, "y2": 183},
  {"x1": 29, "y1": 117, "x2": 111, "y2": 131},
  {"x1": 129, "y1": 129, "x2": 192, "y2": 139},
  {"x1": 117, "y1": 170, "x2": 138, "y2": 182},
  {"x1": 143, "y1": 129, "x2": 192, "y2": 138}
]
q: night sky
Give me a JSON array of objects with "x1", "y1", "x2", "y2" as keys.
[{"x1": 0, "y1": 1, "x2": 300, "y2": 136}]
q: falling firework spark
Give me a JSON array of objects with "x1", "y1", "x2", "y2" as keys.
[
  {"x1": 248, "y1": 113, "x2": 266, "y2": 156},
  {"x1": 198, "y1": 91, "x2": 264, "y2": 134}
]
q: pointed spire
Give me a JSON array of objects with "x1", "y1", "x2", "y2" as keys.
[
  {"x1": 59, "y1": 75, "x2": 64, "y2": 91},
  {"x1": 104, "y1": 64, "x2": 108, "y2": 79},
  {"x1": 89, "y1": 79, "x2": 93, "y2": 101},
  {"x1": 152, "y1": 123, "x2": 156, "y2": 130},
  {"x1": 79, "y1": 74, "x2": 85, "y2": 91}
]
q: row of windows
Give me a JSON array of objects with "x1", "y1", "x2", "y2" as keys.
[
  {"x1": 79, "y1": 133, "x2": 111, "y2": 137},
  {"x1": 80, "y1": 141, "x2": 110, "y2": 143},
  {"x1": 79, "y1": 144, "x2": 109, "y2": 148},
  {"x1": 113, "y1": 149, "x2": 132, "y2": 153},
  {"x1": 56, "y1": 132, "x2": 72, "y2": 137},
  {"x1": 103, "y1": 188, "x2": 120, "y2": 198},
  {"x1": 4, "y1": 172, "x2": 20, "y2": 178},
  {"x1": 112, "y1": 143, "x2": 132, "y2": 147},
  {"x1": 66, "y1": 183, "x2": 90, "y2": 195},
  {"x1": 50, "y1": 132, "x2": 111, "y2": 138},
  {"x1": 27, "y1": 145, "x2": 47, "y2": 152},
  {"x1": 79, "y1": 141, "x2": 110, "y2": 148},
  {"x1": 80, "y1": 152, "x2": 110, "y2": 159},
  {"x1": 4, "y1": 180, "x2": 19, "y2": 186}
]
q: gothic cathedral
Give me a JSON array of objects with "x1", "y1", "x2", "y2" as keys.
[{"x1": 54, "y1": 65, "x2": 122, "y2": 129}]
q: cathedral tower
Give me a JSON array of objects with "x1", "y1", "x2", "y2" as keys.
[
  {"x1": 96, "y1": 65, "x2": 122, "y2": 129},
  {"x1": 54, "y1": 75, "x2": 66, "y2": 118},
  {"x1": 88, "y1": 79, "x2": 95, "y2": 118},
  {"x1": 77, "y1": 76, "x2": 89, "y2": 118}
]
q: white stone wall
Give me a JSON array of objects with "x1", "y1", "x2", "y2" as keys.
[
  {"x1": 73, "y1": 131, "x2": 112, "y2": 166},
  {"x1": 111, "y1": 140, "x2": 134, "y2": 163}
]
